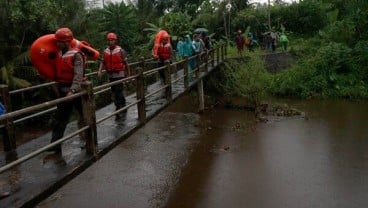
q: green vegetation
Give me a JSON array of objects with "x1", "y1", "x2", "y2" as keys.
[
  {"x1": 223, "y1": 0, "x2": 368, "y2": 100},
  {"x1": 267, "y1": 0, "x2": 368, "y2": 99},
  {"x1": 210, "y1": 51, "x2": 271, "y2": 106}
]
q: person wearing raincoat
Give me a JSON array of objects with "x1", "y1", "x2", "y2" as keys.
[
  {"x1": 279, "y1": 33, "x2": 289, "y2": 51},
  {"x1": 192, "y1": 34, "x2": 204, "y2": 73},
  {"x1": 176, "y1": 37, "x2": 184, "y2": 61},
  {"x1": 156, "y1": 34, "x2": 172, "y2": 84},
  {"x1": 247, "y1": 32, "x2": 255, "y2": 52},
  {"x1": 180, "y1": 34, "x2": 195, "y2": 77}
]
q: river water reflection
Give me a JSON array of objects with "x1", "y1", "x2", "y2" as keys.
[{"x1": 165, "y1": 97, "x2": 368, "y2": 208}]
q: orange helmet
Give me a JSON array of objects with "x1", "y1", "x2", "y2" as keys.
[
  {"x1": 54, "y1": 27, "x2": 74, "y2": 42},
  {"x1": 107, "y1": 33, "x2": 118, "y2": 40}
]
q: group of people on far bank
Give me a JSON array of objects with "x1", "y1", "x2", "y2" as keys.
[
  {"x1": 235, "y1": 29, "x2": 289, "y2": 57},
  {"x1": 235, "y1": 30, "x2": 255, "y2": 57}
]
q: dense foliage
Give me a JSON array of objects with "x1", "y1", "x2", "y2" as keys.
[{"x1": 268, "y1": 0, "x2": 368, "y2": 99}]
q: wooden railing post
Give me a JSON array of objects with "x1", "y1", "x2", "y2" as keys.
[
  {"x1": 136, "y1": 67, "x2": 146, "y2": 123},
  {"x1": 81, "y1": 81, "x2": 97, "y2": 156},
  {"x1": 204, "y1": 50, "x2": 209, "y2": 73},
  {"x1": 196, "y1": 53, "x2": 201, "y2": 77},
  {"x1": 140, "y1": 56, "x2": 146, "y2": 70},
  {"x1": 211, "y1": 49, "x2": 215, "y2": 67},
  {"x1": 195, "y1": 54, "x2": 200, "y2": 75},
  {"x1": 0, "y1": 85, "x2": 16, "y2": 152},
  {"x1": 221, "y1": 45, "x2": 225, "y2": 61},
  {"x1": 184, "y1": 57, "x2": 189, "y2": 89},
  {"x1": 164, "y1": 60, "x2": 172, "y2": 102},
  {"x1": 225, "y1": 43, "x2": 228, "y2": 58}
]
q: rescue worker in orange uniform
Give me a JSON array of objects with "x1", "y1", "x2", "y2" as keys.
[
  {"x1": 49, "y1": 27, "x2": 86, "y2": 154},
  {"x1": 98, "y1": 33, "x2": 129, "y2": 116},
  {"x1": 156, "y1": 34, "x2": 172, "y2": 84}
]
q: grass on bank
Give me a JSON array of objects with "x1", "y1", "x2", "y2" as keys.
[{"x1": 221, "y1": 40, "x2": 368, "y2": 100}]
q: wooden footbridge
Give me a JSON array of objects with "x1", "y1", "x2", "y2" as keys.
[{"x1": 0, "y1": 45, "x2": 226, "y2": 207}]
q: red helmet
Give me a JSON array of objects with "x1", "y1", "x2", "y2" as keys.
[
  {"x1": 162, "y1": 34, "x2": 170, "y2": 41},
  {"x1": 107, "y1": 33, "x2": 118, "y2": 40},
  {"x1": 54, "y1": 27, "x2": 74, "y2": 42}
]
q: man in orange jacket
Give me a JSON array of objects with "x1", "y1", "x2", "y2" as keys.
[
  {"x1": 98, "y1": 33, "x2": 129, "y2": 117},
  {"x1": 156, "y1": 34, "x2": 172, "y2": 84},
  {"x1": 49, "y1": 27, "x2": 85, "y2": 154}
]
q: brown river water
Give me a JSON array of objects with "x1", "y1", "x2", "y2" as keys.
[{"x1": 164, "y1": 97, "x2": 368, "y2": 208}]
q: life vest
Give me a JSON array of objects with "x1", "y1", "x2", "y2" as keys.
[
  {"x1": 103, "y1": 46, "x2": 126, "y2": 72},
  {"x1": 55, "y1": 49, "x2": 85, "y2": 84},
  {"x1": 244, "y1": 37, "x2": 250, "y2": 45},
  {"x1": 157, "y1": 43, "x2": 171, "y2": 60}
]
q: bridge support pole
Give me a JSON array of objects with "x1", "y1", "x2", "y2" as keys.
[
  {"x1": 183, "y1": 57, "x2": 189, "y2": 89},
  {"x1": 197, "y1": 80, "x2": 205, "y2": 113},
  {"x1": 0, "y1": 85, "x2": 16, "y2": 152},
  {"x1": 136, "y1": 67, "x2": 146, "y2": 123},
  {"x1": 194, "y1": 55, "x2": 204, "y2": 113},
  {"x1": 81, "y1": 81, "x2": 98, "y2": 156},
  {"x1": 164, "y1": 61, "x2": 172, "y2": 102}
]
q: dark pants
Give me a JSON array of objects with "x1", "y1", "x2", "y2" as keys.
[
  {"x1": 51, "y1": 88, "x2": 84, "y2": 153},
  {"x1": 158, "y1": 59, "x2": 169, "y2": 84},
  {"x1": 109, "y1": 77, "x2": 126, "y2": 110},
  {"x1": 271, "y1": 39, "x2": 276, "y2": 52}
]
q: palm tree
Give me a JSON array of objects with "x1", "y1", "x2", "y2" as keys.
[
  {"x1": 95, "y1": 2, "x2": 138, "y2": 53},
  {"x1": 0, "y1": 51, "x2": 32, "y2": 89}
]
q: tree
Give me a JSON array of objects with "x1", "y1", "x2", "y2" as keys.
[
  {"x1": 160, "y1": 12, "x2": 192, "y2": 37},
  {"x1": 94, "y1": 2, "x2": 139, "y2": 53}
]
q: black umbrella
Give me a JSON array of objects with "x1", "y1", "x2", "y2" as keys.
[{"x1": 194, "y1": 28, "x2": 208, "y2": 33}]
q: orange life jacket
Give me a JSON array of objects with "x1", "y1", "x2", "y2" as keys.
[
  {"x1": 103, "y1": 46, "x2": 126, "y2": 72},
  {"x1": 157, "y1": 43, "x2": 171, "y2": 60},
  {"x1": 244, "y1": 37, "x2": 250, "y2": 45},
  {"x1": 55, "y1": 49, "x2": 85, "y2": 84}
]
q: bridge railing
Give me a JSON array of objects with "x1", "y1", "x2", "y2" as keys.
[{"x1": 0, "y1": 44, "x2": 225, "y2": 174}]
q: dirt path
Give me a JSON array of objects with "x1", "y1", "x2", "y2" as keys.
[{"x1": 263, "y1": 51, "x2": 295, "y2": 73}]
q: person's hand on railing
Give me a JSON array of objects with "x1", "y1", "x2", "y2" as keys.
[{"x1": 97, "y1": 70, "x2": 103, "y2": 78}]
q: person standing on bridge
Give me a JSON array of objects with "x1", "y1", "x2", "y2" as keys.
[
  {"x1": 155, "y1": 33, "x2": 172, "y2": 84},
  {"x1": 49, "y1": 27, "x2": 86, "y2": 154},
  {"x1": 180, "y1": 34, "x2": 195, "y2": 77},
  {"x1": 98, "y1": 32, "x2": 129, "y2": 117}
]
